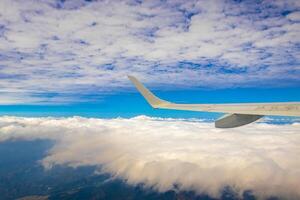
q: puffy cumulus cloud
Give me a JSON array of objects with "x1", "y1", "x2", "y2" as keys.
[
  {"x1": 0, "y1": 0, "x2": 300, "y2": 104},
  {"x1": 1, "y1": 116, "x2": 300, "y2": 199}
]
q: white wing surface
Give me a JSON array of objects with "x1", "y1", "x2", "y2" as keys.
[{"x1": 128, "y1": 76, "x2": 300, "y2": 128}]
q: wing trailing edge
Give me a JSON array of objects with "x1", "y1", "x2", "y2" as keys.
[{"x1": 215, "y1": 114, "x2": 263, "y2": 128}]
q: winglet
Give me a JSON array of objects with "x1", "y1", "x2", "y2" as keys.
[{"x1": 128, "y1": 75, "x2": 169, "y2": 108}]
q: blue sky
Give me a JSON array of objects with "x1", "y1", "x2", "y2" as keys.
[
  {"x1": 0, "y1": 0, "x2": 299, "y2": 118},
  {"x1": 1, "y1": 87, "x2": 300, "y2": 121}
]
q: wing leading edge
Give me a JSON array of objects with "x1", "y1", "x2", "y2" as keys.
[{"x1": 128, "y1": 75, "x2": 300, "y2": 128}]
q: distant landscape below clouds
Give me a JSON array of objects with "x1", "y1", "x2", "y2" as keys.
[{"x1": 0, "y1": 0, "x2": 300, "y2": 104}]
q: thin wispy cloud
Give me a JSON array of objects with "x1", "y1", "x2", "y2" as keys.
[
  {"x1": 0, "y1": 116, "x2": 300, "y2": 199},
  {"x1": 0, "y1": 0, "x2": 299, "y2": 104}
]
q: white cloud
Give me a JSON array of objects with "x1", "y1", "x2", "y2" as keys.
[
  {"x1": 0, "y1": 116, "x2": 300, "y2": 199},
  {"x1": 0, "y1": 0, "x2": 299, "y2": 103},
  {"x1": 287, "y1": 11, "x2": 300, "y2": 21}
]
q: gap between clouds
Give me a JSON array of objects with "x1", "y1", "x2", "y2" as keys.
[{"x1": 0, "y1": 115, "x2": 300, "y2": 199}]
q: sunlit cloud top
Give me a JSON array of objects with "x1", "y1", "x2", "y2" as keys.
[{"x1": 0, "y1": 0, "x2": 300, "y2": 104}]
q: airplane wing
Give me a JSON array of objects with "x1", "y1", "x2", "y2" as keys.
[{"x1": 128, "y1": 75, "x2": 300, "y2": 128}]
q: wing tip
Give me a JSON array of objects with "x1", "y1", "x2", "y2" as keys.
[{"x1": 128, "y1": 75, "x2": 168, "y2": 108}]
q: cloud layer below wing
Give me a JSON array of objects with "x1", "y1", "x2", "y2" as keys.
[{"x1": 0, "y1": 116, "x2": 300, "y2": 199}]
